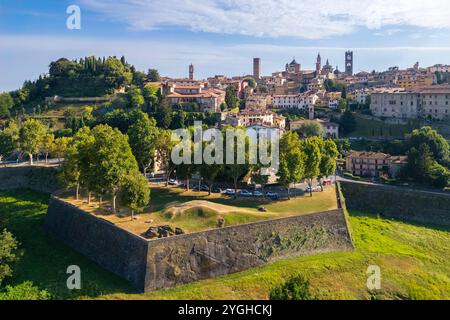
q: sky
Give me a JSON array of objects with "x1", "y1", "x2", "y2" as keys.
[{"x1": 1, "y1": 0, "x2": 450, "y2": 91}]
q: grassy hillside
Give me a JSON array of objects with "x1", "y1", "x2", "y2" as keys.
[{"x1": 0, "y1": 189, "x2": 449, "y2": 300}]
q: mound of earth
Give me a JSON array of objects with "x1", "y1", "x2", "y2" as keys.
[{"x1": 163, "y1": 200, "x2": 253, "y2": 217}]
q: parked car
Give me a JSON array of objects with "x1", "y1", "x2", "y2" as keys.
[
  {"x1": 305, "y1": 186, "x2": 320, "y2": 193},
  {"x1": 212, "y1": 187, "x2": 222, "y2": 194},
  {"x1": 266, "y1": 192, "x2": 279, "y2": 200},
  {"x1": 239, "y1": 190, "x2": 253, "y2": 197},
  {"x1": 224, "y1": 189, "x2": 235, "y2": 196},
  {"x1": 168, "y1": 179, "x2": 178, "y2": 185},
  {"x1": 253, "y1": 191, "x2": 264, "y2": 197},
  {"x1": 193, "y1": 184, "x2": 209, "y2": 192}
]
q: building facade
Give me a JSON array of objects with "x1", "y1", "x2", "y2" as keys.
[
  {"x1": 370, "y1": 85, "x2": 450, "y2": 120},
  {"x1": 345, "y1": 151, "x2": 407, "y2": 178}
]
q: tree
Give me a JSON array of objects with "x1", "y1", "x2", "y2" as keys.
[
  {"x1": 302, "y1": 138, "x2": 322, "y2": 197},
  {"x1": 60, "y1": 127, "x2": 93, "y2": 201},
  {"x1": 339, "y1": 111, "x2": 357, "y2": 135},
  {"x1": 269, "y1": 275, "x2": 313, "y2": 300},
  {"x1": 128, "y1": 88, "x2": 145, "y2": 109},
  {"x1": 132, "y1": 70, "x2": 147, "y2": 86},
  {"x1": 244, "y1": 78, "x2": 257, "y2": 89},
  {"x1": 404, "y1": 143, "x2": 450, "y2": 188},
  {"x1": 171, "y1": 110, "x2": 186, "y2": 129},
  {"x1": 118, "y1": 173, "x2": 150, "y2": 221},
  {"x1": 156, "y1": 129, "x2": 177, "y2": 186},
  {"x1": 127, "y1": 113, "x2": 158, "y2": 176},
  {"x1": 175, "y1": 137, "x2": 196, "y2": 191},
  {"x1": 52, "y1": 137, "x2": 70, "y2": 163},
  {"x1": 200, "y1": 163, "x2": 222, "y2": 195},
  {"x1": 19, "y1": 119, "x2": 47, "y2": 164},
  {"x1": 0, "y1": 122, "x2": 19, "y2": 163},
  {"x1": 225, "y1": 129, "x2": 250, "y2": 198},
  {"x1": 225, "y1": 85, "x2": 238, "y2": 109},
  {"x1": 406, "y1": 126, "x2": 450, "y2": 165},
  {"x1": 297, "y1": 121, "x2": 323, "y2": 138},
  {"x1": 0, "y1": 93, "x2": 14, "y2": 118},
  {"x1": 251, "y1": 165, "x2": 269, "y2": 194},
  {"x1": 278, "y1": 131, "x2": 304, "y2": 199},
  {"x1": 155, "y1": 96, "x2": 173, "y2": 129},
  {"x1": 334, "y1": 138, "x2": 350, "y2": 155},
  {"x1": 220, "y1": 102, "x2": 227, "y2": 112},
  {"x1": 147, "y1": 69, "x2": 161, "y2": 82},
  {"x1": 88, "y1": 125, "x2": 139, "y2": 211},
  {"x1": 0, "y1": 229, "x2": 18, "y2": 285},
  {"x1": 318, "y1": 140, "x2": 338, "y2": 190},
  {"x1": 41, "y1": 133, "x2": 54, "y2": 163}
]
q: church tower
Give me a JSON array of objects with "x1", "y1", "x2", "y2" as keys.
[
  {"x1": 316, "y1": 53, "x2": 321, "y2": 74},
  {"x1": 189, "y1": 64, "x2": 194, "y2": 80},
  {"x1": 345, "y1": 51, "x2": 353, "y2": 75}
]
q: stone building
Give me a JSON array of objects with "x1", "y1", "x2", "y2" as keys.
[
  {"x1": 165, "y1": 82, "x2": 225, "y2": 113},
  {"x1": 370, "y1": 85, "x2": 450, "y2": 120},
  {"x1": 345, "y1": 151, "x2": 407, "y2": 178}
]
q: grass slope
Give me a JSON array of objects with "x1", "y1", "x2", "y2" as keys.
[
  {"x1": 0, "y1": 189, "x2": 449, "y2": 300},
  {"x1": 0, "y1": 190, "x2": 132, "y2": 299}
]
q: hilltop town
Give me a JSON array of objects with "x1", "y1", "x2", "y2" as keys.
[{"x1": 0, "y1": 52, "x2": 449, "y2": 301}]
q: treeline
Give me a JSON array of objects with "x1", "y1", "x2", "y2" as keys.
[
  {"x1": 0, "y1": 119, "x2": 69, "y2": 164},
  {"x1": 0, "y1": 56, "x2": 161, "y2": 119}
]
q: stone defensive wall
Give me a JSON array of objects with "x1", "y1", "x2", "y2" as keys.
[
  {"x1": 0, "y1": 165, "x2": 59, "y2": 193},
  {"x1": 339, "y1": 180, "x2": 450, "y2": 228},
  {"x1": 44, "y1": 195, "x2": 354, "y2": 292}
]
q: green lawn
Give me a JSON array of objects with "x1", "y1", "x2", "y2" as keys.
[
  {"x1": 0, "y1": 190, "x2": 133, "y2": 299},
  {"x1": 1, "y1": 189, "x2": 449, "y2": 300}
]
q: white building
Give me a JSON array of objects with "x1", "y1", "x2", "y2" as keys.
[
  {"x1": 328, "y1": 99, "x2": 340, "y2": 109},
  {"x1": 272, "y1": 92, "x2": 319, "y2": 110}
]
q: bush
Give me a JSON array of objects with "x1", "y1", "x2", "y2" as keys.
[
  {"x1": 0, "y1": 281, "x2": 49, "y2": 300},
  {"x1": 0, "y1": 229, "x2": 18, "y2": 285},
  {"x1": 269, "y1": 275, "x2": 313, "y2": 300}
]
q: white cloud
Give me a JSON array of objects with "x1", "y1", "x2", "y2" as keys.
[
  {"x1": 2, "y1": 34, "x2": 450, "y2": 91},
  {"x1": 79, "y1": 0, "x2": 450, "y2": 38}
]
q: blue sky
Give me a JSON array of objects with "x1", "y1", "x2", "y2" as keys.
[{"x1": 1, "y1": 0, "x2": 450, "y2": 91}]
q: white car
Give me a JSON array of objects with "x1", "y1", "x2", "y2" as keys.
[
  {"x1": 253, "y1": 191, "x2": 264, "y2": 197},
  {"x1": 224, "y1": 189, "x2": 236, "y2": 196},
  {"x1": 239, "y1": 190, "x2": 253, "y2": 197},
  {"x1": 168, "y1": 179, "x2": 178, "y2": 185}
]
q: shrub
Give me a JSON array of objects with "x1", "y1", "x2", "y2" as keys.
[
  {"x1": 0, "y1": 281, "x2": 49, "y2": 300},
  {"x1": 269, "y1": 275, "x2": 313, "y2": 300},
  {"x1": 0, "y1": 229, "x2": 18, "y2": 285}
]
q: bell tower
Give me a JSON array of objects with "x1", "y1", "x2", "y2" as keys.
[
  {"x1": 316, "y1": 53, "x2": 321, "y2": 74},
  {"x1": 345, "y1": 51, "x2": 353, "y2": 76},
  {"x1": 189, "y1": 63, "x2": 194, "y2": 80}
]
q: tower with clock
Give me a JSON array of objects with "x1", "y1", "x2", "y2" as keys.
[{"x1": 345, "y1": 51, "x2": 353, "y2": 76}]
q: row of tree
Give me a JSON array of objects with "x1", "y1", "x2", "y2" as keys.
[
  {"x1": 60, "y1": 124, "x2": 150, "y2": 219},
  {"x1": 0, "y1": 119, "x2": 68, "y2": 164}
]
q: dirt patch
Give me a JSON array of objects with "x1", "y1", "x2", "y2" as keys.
[{"x1": 164, "y1": 200, "x2": 255, "y2": 216}]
